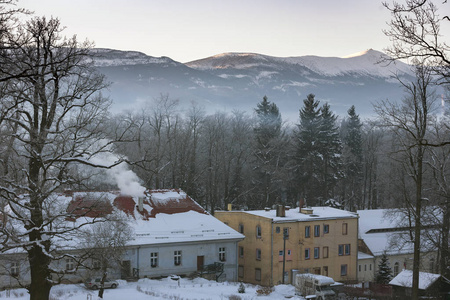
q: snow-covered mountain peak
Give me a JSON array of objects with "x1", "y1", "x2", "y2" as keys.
[
  {"x1": 342, "y1": 48, "x2": 379, "y2": 58},
  {"x1": 186, "y1": 49, "x2": 412, "y2": 78},
  {"x1": 92, "y1": 48, "x2": 176, "y2": 67}
]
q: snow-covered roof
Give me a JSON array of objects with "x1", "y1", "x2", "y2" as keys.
[
  {"x1": 72, "y1": 189, "x2": 244, "y2": 246},
  {"x1": 296, "y1": 273, "x2": 335, "y2": 285},
  {"x1": 357, "y1": 209, "x2": 413, "y2": 256},
  {"x1": 241, "y1": 206, "x2": 357, "y2": 222},
  {"x1": 389, "y1": 269, "x2": 441, "y2": 290},
  {"x1": 358, "y1": 251, "x2": 374, "y2": 260}
]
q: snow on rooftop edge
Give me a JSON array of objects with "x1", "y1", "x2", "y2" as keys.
[{"x1": 389, "y1": 269, "x2": 441, "y2": 290}]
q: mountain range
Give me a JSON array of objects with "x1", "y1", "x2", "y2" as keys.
[{"x1": 93, "y1": 48, "x2": 415, "y2": 122}]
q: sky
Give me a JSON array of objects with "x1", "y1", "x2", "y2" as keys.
[{"x1": 16, "y1": 0, "x2": 450, "y2": 63}]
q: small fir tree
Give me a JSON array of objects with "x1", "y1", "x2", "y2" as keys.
[{"x1": 376, "y1": 253, "x2": 393, "y2": 284}]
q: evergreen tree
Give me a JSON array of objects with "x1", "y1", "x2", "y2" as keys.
[
  {"x1": 294, "y1": 94, "x2": 322, "y2": 205},
  {"x1": 341, "y1": 105, "x2": 363, "y2": 210},
  {"x1": 252, "y1": 96, "x2": 285, "y2": 208},
  {"x1": 318, "y1": 103, "x2": 342, "y2": 202},
  {"x1": 376, "y1": 253, "x2": 393, "y2": 284}
]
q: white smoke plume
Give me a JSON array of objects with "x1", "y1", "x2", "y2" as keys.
[{"x1": 87, "y1": 141, "x2": 146, "y2": 198}]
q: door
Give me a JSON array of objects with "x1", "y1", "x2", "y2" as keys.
[
  {"x1": 197, "y1": 256, "x2": 204, "y2": 271},
  {"x1": 121, "y1": 260, "x2": 131, "y2": 278}
]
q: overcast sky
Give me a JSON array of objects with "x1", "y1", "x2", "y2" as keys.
[{"x1": 17, "y1": 0, "x2": 450, "y2": 63}]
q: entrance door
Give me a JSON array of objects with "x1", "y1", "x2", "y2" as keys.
[
  {"x1": 121, "y1": 260, "x2": 131, "y2": 279},
  {"x1": 197, "y1": 256, "x2": 204, "y2": 271}
]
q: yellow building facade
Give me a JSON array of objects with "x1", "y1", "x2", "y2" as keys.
[{"x1": 215, "y1": 206, "x2": 358, "y2": 286}]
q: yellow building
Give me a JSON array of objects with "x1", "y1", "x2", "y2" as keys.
[{"x1": 215, "y1": 206, "x2": 358, "y2": 286}]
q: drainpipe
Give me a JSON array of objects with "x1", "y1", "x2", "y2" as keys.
[
  {"x1": 271, "y1": 221, "x2": 274, "y2": 286},
  {"x1": 235, "y1": 242, "x2": 239, "y2": 281},
  {"x1": 137, "y1": 246, "x2": 140, "y2": 279}
]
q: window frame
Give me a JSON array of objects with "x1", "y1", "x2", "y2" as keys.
[
  {"x1": 255, "y1": 268, "x2": 261, "y2": 281},
  {"x1": 314, "y1": 247, "x2": 320, "y2": 259},
  {"x1": 256, "y1": 248, "x2": 262, "y2": 260},
  {"x1": 323, "y1": 224, "x2": 329, "y2": 234},
  {"x1": 238, "y1": 223, "x2": 244, "y2": 234},
  {"x1": 11, "y1": 262, "x2": 19, "y2": 277},
  {"x1": 314, "y1": 225, "x2": 320, "y2": 237},
  {"x1": 305, "y1": 226, "x2": 311, "y2": 238},
  {"x1": 342, "y1": 223, "x2": 348, "y2": 235},
  {"x1": 256, "y1": 225, "x2": 262, "y2": 238},
  {"x1": 305, "y1": 248, "x2": 310, "y2": 260},
  {"x1": 323, "y1": 246, "x2": 329, "y2": 258},
  {"x1": 219, "y1": 247, "x2": 226, "y2": 262},
  {"x1": 150, "y1": 252, "x2": 158, "y2": 268},
  {"x1": 174, "y1": 250, "x2": 182, "y2": 266},
  {"x1": 238, "y1": 265, "x2": 244, "y2": 278},
  {"x1": 65, "y1": 258, "x2": 75, "y2": 271},
  {"x1": 341, "y1": 264, "x2": 348, "y2": 276}
]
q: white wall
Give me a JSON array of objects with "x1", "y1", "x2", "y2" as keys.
[{"x1": 124, "y1": 240, "x2": 239, "y2": 281}]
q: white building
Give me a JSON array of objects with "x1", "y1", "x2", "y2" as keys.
[
  {"x1": 357, "y1": 209, "x2": 437, "y2": 283},
  {"x1": 0, "y1": 189, "x2": 244, "y2": 288}
]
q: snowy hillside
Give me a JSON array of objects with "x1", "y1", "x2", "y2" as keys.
[
  {"x1": 93, "y1": 48, "x2": 417, "y2": 120},
  {"x1": 186, "y1": 49, "x2": 413, "y2": 77}
]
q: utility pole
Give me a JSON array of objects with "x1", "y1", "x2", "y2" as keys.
[{"x1": 282, "y1": 228, "x2": 289, "y2": 284}]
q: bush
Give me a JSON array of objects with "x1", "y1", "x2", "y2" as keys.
[
  {"x1": 238, "y1": 282, "x2": 245, "y2": 294},
  {"x1": 256, "y1": 286, "x2": 274, "y2": 296}
]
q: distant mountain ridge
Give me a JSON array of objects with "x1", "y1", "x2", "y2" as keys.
[{"x1": 93, "y1": 48, "x2": 415, "y2": 121}]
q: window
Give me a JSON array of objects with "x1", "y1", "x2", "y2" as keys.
[
  {"x1": 92, "y1": 260, "x2": 101, "y2": 269},
  {"x1": 283, "y1": 227, "x2": 289, "y2": 239},
  {"x1": 323, "y1": 266, "x2": 328, "y2": 276},
  {"x1": 314, "y1": 247, "x2": 320, "y2": 259},
  {"x1": 359, "y1": 264, "x2": 361, "y2": 272},
  {"x1": 287, "y1": 249, "x2": 292, "y2": 261},
  {"x1": 255, "y1": 268, "x2": 261, "y2": 281},
  {"x1": 305, "y1": 226, "x2": 311, "y2": 238},
  {"x1": 151, "y1": 252, "x2": 158, "y2": 267},
  {"x1": 276, "y1": 226, "x2": 280, "y2": 233},
  {"x1": 238, "y1": 223, "x2": 244, "y2": 234},
  {"x1": 66, "y1": 258, "x2": 74, "y2": 271},
  {"x1": 314, "y1": 225, "x2": 320, "y2": 237},
  {"x1": 323, "y1": 246, "x2": 329, "y2": 258},
  {"x1": 370, "y1": 264, "x2": 372, "y2": 271},
  {"x1": 324, "y1": 224, "x2": 329, "y2": 234},
  {"x1": 341, "y1": 264, "x2": 348, "y2": 276},
  {"x1": 279, "y1": 250, "x2": 284, "y2": 256},
  {"x1": 219, "y1": 247, "x2": 226, "y2": 262},
  {"x1": 11, "y1": 262, "x2": 19, "y2": 276},
  {"x1": 239, "y1": 246, "x2": 244, "y2": 258},
  {"x1": 256, "y1": 225, "x2": 262, "y2": 238},
  {"x1": 238, "y1": 265, "x2": 244, "y2": 278},
  {"x1": 394, "y1": 262, "x2": 399, "y2": 276},
  {"x1": 305, "y1": 248, "x2": 310, "y2": 260},
  {"x1": 364, "y1": 264, "x2": 367, "y2": 271},
  {"x1": 174, "y1": 250, "x2": 182, "y2": 266},
  {"x1": 256, "y1": 248, "x2": 262, "y2": 260},
  {"x1": 339, "y1": 244, "x2": 351, "y2": 256},
  {"x1": 342, "y1": 223, "x2": 348, "y2": 235}
]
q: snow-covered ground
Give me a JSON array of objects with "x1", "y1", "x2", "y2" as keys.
[{"x1": 0, "y1": 277, "x2": 302, "y2": 300}]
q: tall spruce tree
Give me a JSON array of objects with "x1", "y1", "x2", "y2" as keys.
[
  {"x1": 318, "y1": 103, "x2": 342, "y2": 203},
  {"x1": 341, "y1": 105, "x2": 363, "y2": 210},
  {"x1": 294, "y1": 94, "x2": 322, "y2": 205},
  {"x1": 252, "y1": 96, "x2": 284, "y2": 208},
  {"x1": 376, "y1": 253, "x2": 393, "y2": 284}
]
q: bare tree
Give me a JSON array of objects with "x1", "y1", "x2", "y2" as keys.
[
  {"x1": 0, "y1": 16, "x2": 118, "y2": 300},
  {"x1": 383, "y1": 0, "x2": 450, "y2": 84},
  {"x1": 374, "y1": 63, "x2": 436, "y2": 300}
]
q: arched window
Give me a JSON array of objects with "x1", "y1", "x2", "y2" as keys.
[
  {"x1": 429, "y1": 257, "x2": 435, "y2": 272},
  {"x1": 394, "y1": 262, "x2": 399, "y2": 277}
]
